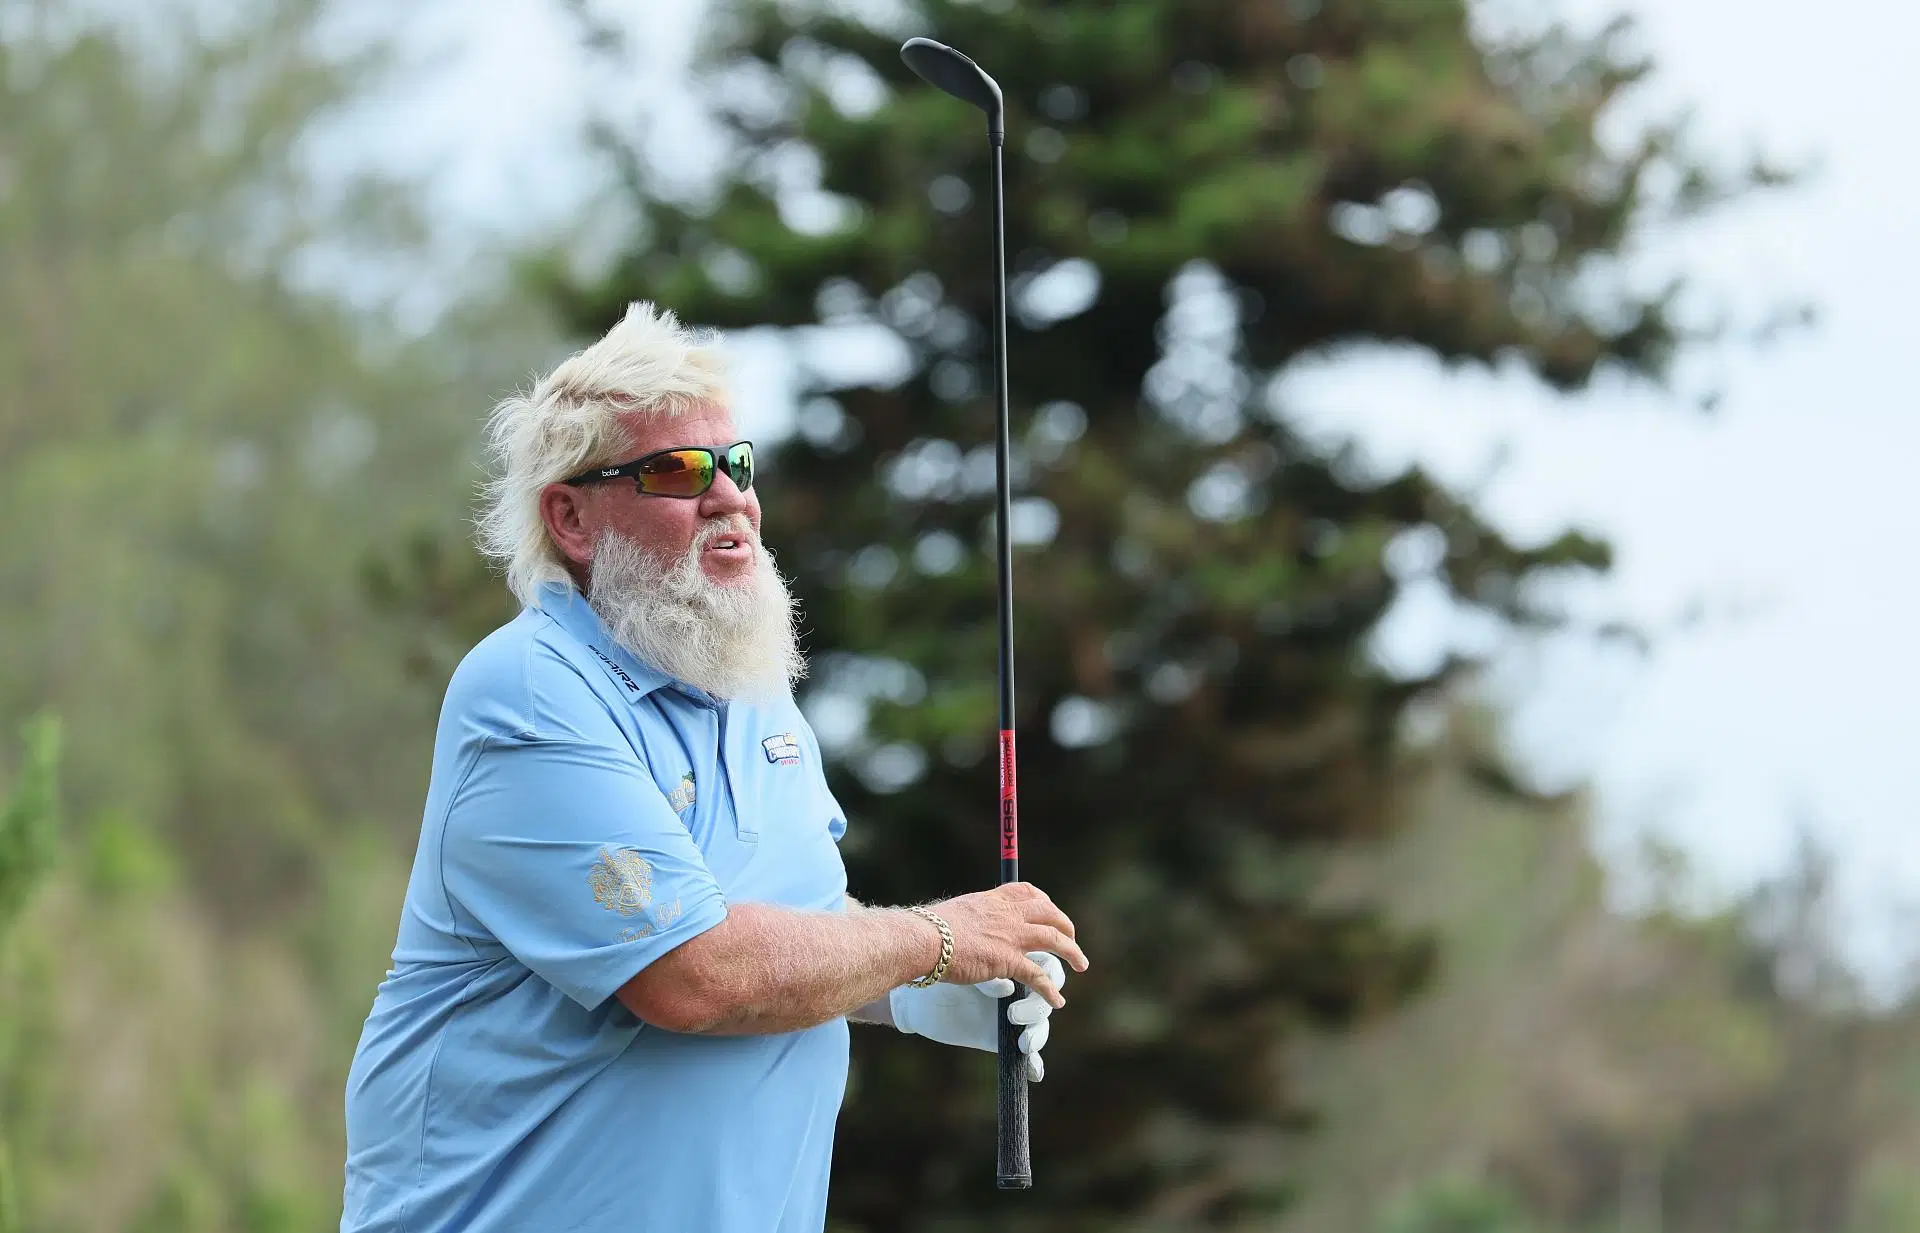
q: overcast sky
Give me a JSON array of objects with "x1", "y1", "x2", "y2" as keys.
[{"x1": 333, "y1": 0, "x2": 1920, "y2": 969}]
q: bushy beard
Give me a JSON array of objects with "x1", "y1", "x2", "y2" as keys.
[{"x1": 585, "y1": 522, "x2": 806, "y2": 703}]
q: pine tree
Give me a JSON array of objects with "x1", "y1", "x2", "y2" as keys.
[{"x1": 537, "y1": 0, "x2": 1772, "y2": 1225}]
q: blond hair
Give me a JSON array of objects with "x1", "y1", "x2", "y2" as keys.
[{"x1": 475, "y1": 302, "x2": 730, "y2": 606}]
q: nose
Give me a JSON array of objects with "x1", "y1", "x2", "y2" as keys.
[{"x1": 697, "y1": 469, "x2": 754, "y2": 524}]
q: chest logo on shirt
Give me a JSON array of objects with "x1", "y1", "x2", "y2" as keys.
[
  {"x1": 762, "y1": 734, "x2": 802, "y2": 766},
  {"x1": 588, "y1": 846, "x2": 653, "y2": 916},
  {"x1": 666, "y1": 771, "x2": 696, "y2": 815}
]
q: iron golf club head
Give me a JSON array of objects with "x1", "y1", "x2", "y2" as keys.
[{"x1": 900, "y1": 37, "x2": 1004, "y2": 141}]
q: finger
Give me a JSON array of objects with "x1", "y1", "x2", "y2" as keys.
[
  {"x1": 1020, "y1": 957, "x2": 1065, "y2": 1008},
  {"x1": 1027, "y1": 951, "x2": 1067, "y2": 989},
  {"x1": 1026, "y1": 1051, "x2": 1045, "y2": 1083},
  {"x1": 1022, "y1": 899, "x2": 1078, "y2": 940},
  {"x1": 1018, "y1": 1017, "x2": 1050, "y2": 1055},
  {"x1": 973, "y1": 977, "x2": 1016, "y2": 999},
  {"x1": 1007, "y1": 991, "x2": 1050, "y2": 1026},
  {"x1": 1024, "y1": 926, "x2": 1089, "y2": 973}
]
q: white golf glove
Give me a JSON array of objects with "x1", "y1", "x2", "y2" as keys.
[{"x1": 888, "y1": 952, "x2": 1065, "y2": 1082}]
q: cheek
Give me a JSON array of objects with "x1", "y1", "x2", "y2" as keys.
[{"x1": 609, "y1": 502, "x2": 699, "y2": 561}]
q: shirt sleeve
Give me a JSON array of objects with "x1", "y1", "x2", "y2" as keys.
[{"x1": 440, "y1": 732, "x2": 729, "y2": 1011}]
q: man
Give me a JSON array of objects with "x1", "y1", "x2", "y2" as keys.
[{"x1": 341, "y1": 303, "x2": 1088, "y2": 1233}]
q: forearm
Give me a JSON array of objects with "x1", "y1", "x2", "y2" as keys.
[
  {"x1": 845, "y1": 894, "x2": 895, "y2": 1026},
  {"x1": 619, "y1": 901, "x2": 937, "y2": 1035}
]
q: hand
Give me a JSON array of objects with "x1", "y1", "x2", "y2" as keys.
[
  {"x1": 889, "y1": 953, "x2": 1067, "y2": 1081},
  {"x1": 929, "y1": 882, "x2": 1088, "y2": 1006}
]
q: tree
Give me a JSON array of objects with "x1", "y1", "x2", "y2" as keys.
[
  {"x1": 1275, "y1": 705, "x2": 1777, "y2": 1233},
  {"x1": 1287, "y1": 748, "x2": 1920, "y2": 1233},
  {"x1": 537, "y1": 0, "x2": 1774, "y2": 1226},
  {"x1": 0, "y1": 5, "x2": 554, "y2": 1228},
  {"x1": 0, "y1": 0, "x2": 536, "y2": 914}
]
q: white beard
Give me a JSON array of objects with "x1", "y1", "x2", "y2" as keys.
[{"x1": 585, "y1": 522, "x2": 806, "y2": 703}]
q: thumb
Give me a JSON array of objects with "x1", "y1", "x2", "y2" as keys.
[{"x1": 973, "y1": 977, "x2": 1017, "y2": 999}]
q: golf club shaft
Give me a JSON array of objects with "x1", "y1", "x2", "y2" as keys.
[{"x1": 988, "y1": 133, "x2": 1032, "y2": 1191}]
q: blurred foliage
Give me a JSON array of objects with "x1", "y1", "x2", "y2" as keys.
[
  {"x1": 7, "y1": 1, "x2": 1902, "y2": 1233},
  {"x1": 1283, "y1": 708, "x2": 1920, "y2": 1233},
  {"x1": 0, "y1": 2, "x2": 551, "y2": 1229},
  {"x1": 522, "y1": 0, "x2": 1776, "y2": 1227},
  {"x1": 0, "y1": 0, "x2": 487, "y2": 917},
  {"x1": 1376, "y1": 1172, "x2": 1538, "y2": 1233},
  {"x1": 0, "y1": 715, "x2": 58, "y2": 1233},
  {"x1": 0, "y1": 717, "x2": 59, "y2": 941}
]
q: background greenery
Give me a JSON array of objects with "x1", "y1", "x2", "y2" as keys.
[{"x1": 2, "y1": 1, "x2": 1912, "y2": 1231}]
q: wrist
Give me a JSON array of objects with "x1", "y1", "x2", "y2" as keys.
[
  {"x1": 888, "y1": 906, "x2": 944, "y2": 984},
  {"x1": 904, "y1": 905, "x2": 954, "y2": 987}
]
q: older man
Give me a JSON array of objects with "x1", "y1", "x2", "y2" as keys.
[{"x1": 341, "y1": 303, "x2": 1088, "y2": 1233}]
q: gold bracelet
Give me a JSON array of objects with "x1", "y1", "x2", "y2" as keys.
[{"x1": 906, "y1": 906, "x2": 954, "y2": 987}]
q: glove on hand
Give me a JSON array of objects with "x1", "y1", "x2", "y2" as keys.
[{"x1": 888, "y1": 951, "x2": 1066, "y2": 1082}]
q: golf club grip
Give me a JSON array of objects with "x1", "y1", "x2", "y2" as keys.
[{"x1": 996, "y1": 991, "x2": 1032, "y2": 1187}]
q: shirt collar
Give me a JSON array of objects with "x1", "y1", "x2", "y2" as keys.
[{"x1": 533, "y1": 582, "x2": 683, "y2": 704}]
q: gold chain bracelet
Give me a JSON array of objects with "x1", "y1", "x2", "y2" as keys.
[{"x1": 906, "y1": 906, "x2": 954, "y2": 987}]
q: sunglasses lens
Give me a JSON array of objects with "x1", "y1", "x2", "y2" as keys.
[
  {"x1": 727, "y1": 442, "x2": 754, "y2": 491},
  {"x1": 636, "y1": 449, "x2": 714, "y2": 497}
]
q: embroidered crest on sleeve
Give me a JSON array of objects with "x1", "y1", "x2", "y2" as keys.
[
  {"x1": 589, "y1": 846, "x2": 653, "y2": 916},
  {"x1": 666, "y1": 771, "x2": 696, "y2": 815},
  {"x1": 616, "y1": 897, "x2": 683, "y2": 944},
  {"x1": 761, "y1": 734, "x2": 801, "y2": 766}
]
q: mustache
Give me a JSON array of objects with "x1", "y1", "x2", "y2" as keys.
[{"x1": 691, "y1": 516, "x2": 757, "y2": 551}]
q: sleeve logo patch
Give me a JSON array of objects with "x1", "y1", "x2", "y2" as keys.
[
  {"x1": 588, "y1": 846, "x2": 653, "y2": 916},
  {"x1": 762, "y1": 734, "x2": 802, "y2": 766}
]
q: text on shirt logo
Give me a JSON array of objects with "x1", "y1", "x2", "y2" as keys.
[
  {"x1": 588, "y1": 646, "x2": 642, "y2": 693},
  {"x1": 761, "y1": 734, "x2": 801, "y2": 766},
  {"x1": 617, "y1": 898, "x2": 681, "y2": 943}
]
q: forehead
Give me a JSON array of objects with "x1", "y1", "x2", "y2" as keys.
[{"x1": 616, "y1": 400, "x2": 739, "y2": 454}]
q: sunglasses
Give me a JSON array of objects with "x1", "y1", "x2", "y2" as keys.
[{"x1": 562, "y1": 441, "x2": 755, "y2": 499}]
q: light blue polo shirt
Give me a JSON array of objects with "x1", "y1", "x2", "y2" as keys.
[{"x1": 342, "y1": 582, "x2": 851, "y2": 1233}]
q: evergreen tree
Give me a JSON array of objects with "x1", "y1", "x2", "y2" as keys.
[{"x1": 535, "y1": 0, "x2": 1773, "y2": 1226}]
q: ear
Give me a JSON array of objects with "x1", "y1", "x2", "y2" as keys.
[{"x1": 539, "y1": 482, "x2": 600, "y2": 568}]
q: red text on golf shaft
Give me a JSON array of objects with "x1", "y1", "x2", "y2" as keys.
[{"x1": 999, "y1": 729, "x2": 1017, "y2": 861}]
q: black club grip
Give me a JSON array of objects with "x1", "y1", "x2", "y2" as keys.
[{"x1": 996, "y1": 987, "x2": 1032, "y2": 1188}]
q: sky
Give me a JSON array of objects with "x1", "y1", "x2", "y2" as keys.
[{"x1": 330, "y1": 0, "x2": 1920, "y2": 968}]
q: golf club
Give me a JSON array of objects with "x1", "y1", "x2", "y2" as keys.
[{"x1": 898, "y1": 35, "x2": 1030, "y2": 1192}]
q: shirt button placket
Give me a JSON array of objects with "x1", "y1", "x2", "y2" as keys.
[{"x1": 711, "y1": 697, "x2": 753, "y2": 841}]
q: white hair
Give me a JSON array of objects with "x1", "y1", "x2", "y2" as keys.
[
  {"x1": 475, "y1": 302, "x2": 731, "y2": 607},
  {"x1": 588, "y1": 524, "x2": 805, "y2": 701}
]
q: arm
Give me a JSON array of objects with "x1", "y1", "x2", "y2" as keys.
[
  {"x1": 619, "y1": 883, "x2": 1088, "y2": 1036},
  {"x1": 439, "y1": 693, "x2": 1084, "y2": 1031},
  {"x1": 617, "y1": 901, "x2": 933, "y2": 1034},
  {"x1": 845, "y1": 894, "x2": 895, "y2": 1026}
]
